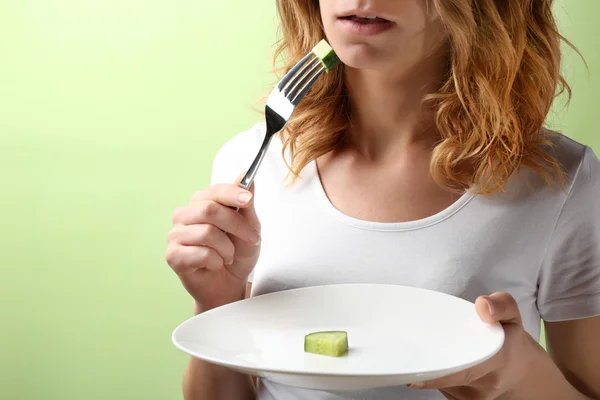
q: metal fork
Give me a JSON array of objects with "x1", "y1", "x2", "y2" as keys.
[{"x1": 237, "y1": 52, "x2": 329, "y2": 191}]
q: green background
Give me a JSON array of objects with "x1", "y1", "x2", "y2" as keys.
[{"x1": 0, "y1": 1, "x2": 597, "y2": 399}]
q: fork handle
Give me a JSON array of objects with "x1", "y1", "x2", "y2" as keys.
[
  {"x1": 239, "y1": 134, "x2": 273, "y2": 190},
  {"x1": 229, "y1": 134, "x2": 274, "y2": 213}
]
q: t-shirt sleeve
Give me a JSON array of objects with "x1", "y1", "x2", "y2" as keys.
[
  {"x1": 537, "y1": 146, "x2": 600, "y2": 322},
  {"x1": 209, "y1": 143, "x2": 237, "y2": 186}
]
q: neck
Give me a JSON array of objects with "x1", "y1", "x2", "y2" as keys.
[{"x1": 344, "y1": 52, "x2": 449, "y2": 160}]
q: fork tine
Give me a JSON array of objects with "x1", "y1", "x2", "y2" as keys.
[
  {"x1": 285, "y1": 60, "x2": 323, "y2": 101},
  {"x1": 277, "y1": 53, "x2": 313, "y2": 91},
  {"x1": 291, "y1": 66, "x2": 326, "y2": 105},
  {"x1": 282, "y1": 57, "x2": 320, "y2": 96}
]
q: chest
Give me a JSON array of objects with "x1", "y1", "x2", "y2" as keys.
[
  {"x1": 316, "y1": 155, "x2": 462, "y2": 223},
  {"x1": 254, "y1": 194, "x2": 543, "y2": 305}
]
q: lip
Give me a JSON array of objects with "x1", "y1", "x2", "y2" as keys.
[
  {"x1": 338, "y1": 9, "x2": 395, "y2": 23},
  {"x1": 337, "y1": 15, "x2": 395, "y2": 36}
]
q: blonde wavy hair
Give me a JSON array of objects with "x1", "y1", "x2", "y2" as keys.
[{"x1": 274, "y1": 0, "x2": 575, "y2": 195}]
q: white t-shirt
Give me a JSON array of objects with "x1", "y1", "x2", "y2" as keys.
[{"x1": 210, "y1": 122, "x2": 600, "y2": 400}]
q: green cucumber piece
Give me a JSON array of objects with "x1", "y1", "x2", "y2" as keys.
[
  {"x1": 304, "y1": 331, "x2": 348, "y2": 357},
  {"x1": 312, "y1": 39, "x2": 340, "y2": 72}
]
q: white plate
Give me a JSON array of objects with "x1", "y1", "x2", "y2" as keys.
[{"x1": 172, "y1": 284, "x2": 504, "y2": 391}]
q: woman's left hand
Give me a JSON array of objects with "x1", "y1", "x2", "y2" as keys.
[{"x1": 408, "y1": 292, "x2": 541, "y2": 399}]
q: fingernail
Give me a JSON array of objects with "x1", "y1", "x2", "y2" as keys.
[
  {"x1": 238, "y1": 192, "x2": 253, "y2": 205},
  {"x1": 225, "y1": 259, "x2": 234, "y2": 266},
  {"x1": 484, "y1": 298, "x2": 495, "y2": 316},
  {"x1": 408, "y1": 382, "x2": 424, "y2": 389},
  {"x1": 249, "y1": 232, "x2": 261, "y2": 246}
]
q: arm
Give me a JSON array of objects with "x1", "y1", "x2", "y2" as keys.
[
  {"x1": 500, "y1": 326, "x2": 597, "y2": 400},
  {"x1": 183, "y1": 283, "x2": 256, "y2": 400},
  {"x1": 543, "y1": 316, "x2": 600, "y2": 399},
  {"x1": 171, "y1": 126, "x2": 264, "y2": 400},
  {"x1": 501, "y1": 316, "x2": 600, "y2": 399},
  {"x1": 183, "y1": 359, "x2": 255, "y2": 400}
]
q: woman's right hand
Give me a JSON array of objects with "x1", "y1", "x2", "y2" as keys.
[{"x1": 166, "y1": 181, "x2": 262, "y2": 312}]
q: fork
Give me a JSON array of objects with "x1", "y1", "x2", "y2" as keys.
[{"x1": 237, "y1": 51, "x2": 334, "y2": 191}]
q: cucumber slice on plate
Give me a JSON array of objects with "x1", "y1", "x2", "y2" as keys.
[
  {"x1": 312, "y1": 39, "x2": 340, "y2": 72},
  {"x1": 304, "y1": 331, "x2": 349, "y2": 357}
]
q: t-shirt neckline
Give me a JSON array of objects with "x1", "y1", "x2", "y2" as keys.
[{"x1": 308, "y1": 160, "x2": 476, "y2": 232}]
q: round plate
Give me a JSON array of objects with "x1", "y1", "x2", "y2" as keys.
[{"x1": 172, "y1": 284, "x2": 504, "y2": 391}]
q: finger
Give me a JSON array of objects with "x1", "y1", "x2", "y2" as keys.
[
  {"x1": 168, "y1": 224, "x2": 235, "y2": 265},
  {"x1": 475, "y1": 292, "x2": 522, "y2": 325},
  {"x1": 440, "y1": 387, "x2": 483, "y2": 400},
  {"x1": 190, "y1": 184, "x2": 254, "y2": 209},
  {"x1": 165, "y1": 244, "x2": 224, "y2": 273},
  {"x1": 408, "y1": 364, "x2": 488, "y2": 390},
  {"x1": 440, "y1": 391, "x2": 461, "y2": 400},
  {"x1": 172, "y1": 201, "x2": 261, "y2": 245}
]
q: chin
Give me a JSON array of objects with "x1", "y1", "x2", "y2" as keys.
[{"x1": 334, "y1": 42, "x2": 391, "y2": 71}]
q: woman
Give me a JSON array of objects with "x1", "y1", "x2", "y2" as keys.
[{"x1": 166, "y1": 0, "x2": 600, "y2": 399}]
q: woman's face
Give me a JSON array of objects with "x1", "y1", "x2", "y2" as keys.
[{"x1": 319, "y1": 0, "x2": 448, "y2": 72}]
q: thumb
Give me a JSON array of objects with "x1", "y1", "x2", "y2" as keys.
[
  {"x1": 239, "y1": 181, "x2": 260, "y2": 232},
  {"x1": 235, "y1": 174, "x2": 261, "y2": 233},
  {"x1": 475, "y1": 292, "x2": 522, "y2": 325}
]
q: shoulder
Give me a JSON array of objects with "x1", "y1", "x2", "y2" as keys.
[
  {"x1": 210, "y1": 122, "x2": 286, "y2": 185},
  {"x1": 213, "y1": 122, "x2": 266, "y2": 166},
  {"x1": 487, "y1": 131, "x2": 598, "y2": 217},
  {"x1": 547, "y1": 131, "x2": 600, "y2": 203}
]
